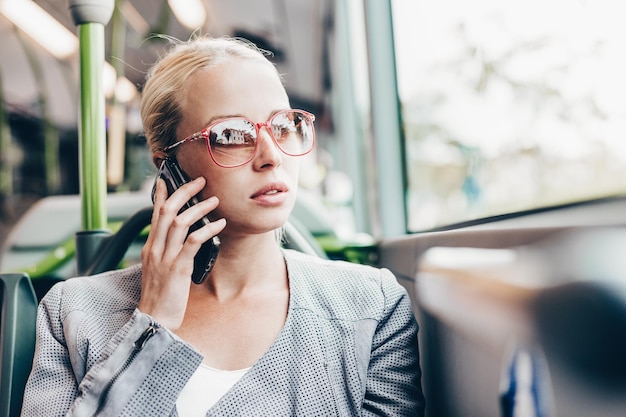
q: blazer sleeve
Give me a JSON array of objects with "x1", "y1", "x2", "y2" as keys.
[
  {"x1": 361, "y1": 269, "x2": 426, "y2": 417},
  {"x1": 21, "y1": 282, "x2": 203, "y2": 417}
]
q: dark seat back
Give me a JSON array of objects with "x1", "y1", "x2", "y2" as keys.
[{"x1": 0, "y1": 273, "x2": 38, "y2": 417}]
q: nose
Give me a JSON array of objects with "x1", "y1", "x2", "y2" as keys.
[{"x1": 252, "y1": 124, "x2": 282, "y2": 170}]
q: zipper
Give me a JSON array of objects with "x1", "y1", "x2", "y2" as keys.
[
  {"x1": 134, "y1": 322, "x2": 159, "y2": 349},
  {"x1": 90, "y1": 321, "x2": 159, "y2": 416}
]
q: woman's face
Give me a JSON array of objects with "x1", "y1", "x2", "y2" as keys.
[{"x1": 173, "y1": 57, "x2": 300, "y2": 237}]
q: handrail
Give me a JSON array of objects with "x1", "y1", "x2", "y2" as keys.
[{"x1": 85, "y1": 207, "x2": 152, "y2": 276}]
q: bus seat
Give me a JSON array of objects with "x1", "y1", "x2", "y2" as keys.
[
  {"x1": 533, "y1": 280, "x2": 626, "y2": 390},
  {"x1": 0, "y1": 273, "x2": 38, "y2": 417},
  {"x1": 414, "y1": 228, "x2": 626, "y2": 417},
  {"x1": 84, "y1": 207, "x2": 153, "y2": 276}
]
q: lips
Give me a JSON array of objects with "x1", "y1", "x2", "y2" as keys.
[{"x1": 250, "y1": 182, "x2": 289, "y2": 199}]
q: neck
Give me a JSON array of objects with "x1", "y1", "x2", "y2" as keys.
[{"x1": 194, "y1": 231, "x2": 286, "y2": 300}]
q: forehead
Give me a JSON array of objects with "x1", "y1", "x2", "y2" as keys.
[
  {"x1": 179, "y1": 57, "x2": 289, "y2": 131},
  {"x1": 187, "y1": 55, "x2": 283, "y2": 96}
]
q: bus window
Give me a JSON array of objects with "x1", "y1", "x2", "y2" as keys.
[{"x1": 392, "y1": 0, "x2": 626, "y2": 231}]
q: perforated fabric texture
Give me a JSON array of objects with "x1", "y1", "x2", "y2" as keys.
[{"x1": 21, "y1": 249, "x2": 425, "y2": 416}]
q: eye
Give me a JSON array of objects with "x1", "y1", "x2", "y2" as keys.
[
  {"x1": 273, "y1": 123, "x2": 296, "y2": 138},
  {"x1": 272, "y1": 115, "x2": 299, "y2": 141},
  {"x1": 211, "y1": 130, "x2": 255, "y2": 146},
  {"x1": 211, "y1": 119, "x2": 256, "y2": 146}
]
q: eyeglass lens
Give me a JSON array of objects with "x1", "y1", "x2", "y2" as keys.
[{"x1": 208, "y1": 111, "x2": 314, "y2": 167}]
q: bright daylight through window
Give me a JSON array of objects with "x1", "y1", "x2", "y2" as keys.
[{"x1": 392, "y1": 0, "x2": 626, "y2": 231}]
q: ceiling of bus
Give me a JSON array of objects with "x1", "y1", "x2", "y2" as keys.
[{"x1": 0, "y1": 0, "x2": 333, "y2": 128}]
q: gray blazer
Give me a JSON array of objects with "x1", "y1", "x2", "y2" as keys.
[{"x1": 21, "y1": 249, "x2": 425, "y2": 416}]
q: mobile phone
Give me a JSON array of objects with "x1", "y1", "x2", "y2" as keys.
[{"x1": 151, "y1": 158, "x2": 220, "y2": 284}]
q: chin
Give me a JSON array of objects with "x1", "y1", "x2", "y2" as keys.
[{"x1": 227, "y1": 212, "x2": 290, "y2": 236}]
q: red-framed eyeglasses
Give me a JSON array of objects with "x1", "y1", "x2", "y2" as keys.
[{"x1": 161, "y1": 109, "x2": 316, "y2": 168}]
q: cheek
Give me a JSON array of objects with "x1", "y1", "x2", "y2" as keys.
[
  {"x1": 176, "y1": 139, "x2": 211, "y2": 164},
  {"x1": 287, "y1": 162, "x2": 300, "y2": 189},
  {"x1": 198, "y1": 172, "x2": 230, "y2": 201},
  {"x1": 197, "y1": 169, "x2": 244, "y2": 206},
  {"x1": 176, "y1": 145, "x2": 219, "y2": 183},
  {"x1": 203, "y1": 186, "x2": 247, "y2": 223},
  {"x1": 284, "y1": 157, "x2": 301, "y2": 182}
]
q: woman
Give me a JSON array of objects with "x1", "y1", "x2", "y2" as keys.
[{"x1": 21, "y1": 36, "x2": 425, "y2": 416}]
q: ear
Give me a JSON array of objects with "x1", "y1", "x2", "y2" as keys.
[{"x1": 153, "y1": 152, "x2": 167, "y2": 168}]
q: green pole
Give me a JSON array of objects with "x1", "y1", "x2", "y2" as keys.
[
  {"x1": 78, "y1": 23, "x2": 107, "y2": 231},
  {"x1": 70, "y1": 0, "x2": 114, "y2": 274}
]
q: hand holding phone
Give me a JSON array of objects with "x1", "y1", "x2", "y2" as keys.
[{"x1": 152, "y1": 158, "x2": 220, "y2": 284}]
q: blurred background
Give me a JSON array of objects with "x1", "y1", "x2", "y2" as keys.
[
  {"x1": 2, "y1": 2, "x2": 626, "y2": 415},
  {"x1": 1, "y1": 0, "x2": 626, "y2": 248},
  {"x1": 0, "y1": 0, "x2": 346, "y2": 248}
]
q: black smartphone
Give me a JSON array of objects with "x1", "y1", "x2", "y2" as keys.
[{"x1": 151, "y1": 158, "x2": 220, "y2": 284}]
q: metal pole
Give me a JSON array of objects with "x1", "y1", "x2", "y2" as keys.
[
  {"x1": 69, "y1": 0, "x2": 114, "y2": 274},
  {"x1": 334, "y1": 0, "x2": 374, "y2": 236},
  {"x1": 362, "y1": 0, "x2": 407, "y2": 237},
  {"x1": 77, "y1": 22, "x2": 107, "y2": 230}
]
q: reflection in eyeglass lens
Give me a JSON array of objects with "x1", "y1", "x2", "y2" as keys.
[
  {"x1": 208, "y1": 111, "x2": 314, "y2": 166},
  {"x1": 211, "y1": 121, "x2": 255, "y2": 146},
  {"x1": 272, "y1": 113, "x2": 308, "y2": 154}
]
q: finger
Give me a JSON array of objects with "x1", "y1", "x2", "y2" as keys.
[
  {"x1": 163, "y1": 195, "x2": 223, "y2": 268},
  {"x1": 162, "y1": 176, "x2": 206, "y2": 214},
  {"x1": 145, "y1": 178, "x2": 167, "y2": 248},
  {"x1": 173, "y1": 195, "x2": 219, "y2": 231},
  {"x1": 152, "y1": 177, "x2": 168, "y2": 208},
  {"x1": 190, "y1": 216, "x2": 227, "y2": 245},
  {"x1": 152, "y1": 177, "x2": 207, "y2": 254},
  {"x1": 161, "y1": 195, "x2": 220, "y2": 261},
  {"x1": 179, "y1": 217, "x2": 227, "y2": 259}
]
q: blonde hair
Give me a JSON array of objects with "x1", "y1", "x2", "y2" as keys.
[{"x1": 140, "y1": 36, "x2": 275, "y2": 154}]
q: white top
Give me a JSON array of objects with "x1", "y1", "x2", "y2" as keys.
[{"x1": 176, "y1": 364, "x2": 249, "y2": 417}]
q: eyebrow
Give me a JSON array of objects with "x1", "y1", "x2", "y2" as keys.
[{"x1": 201, "y1": 109, "x2": 290, "y2": 127}]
